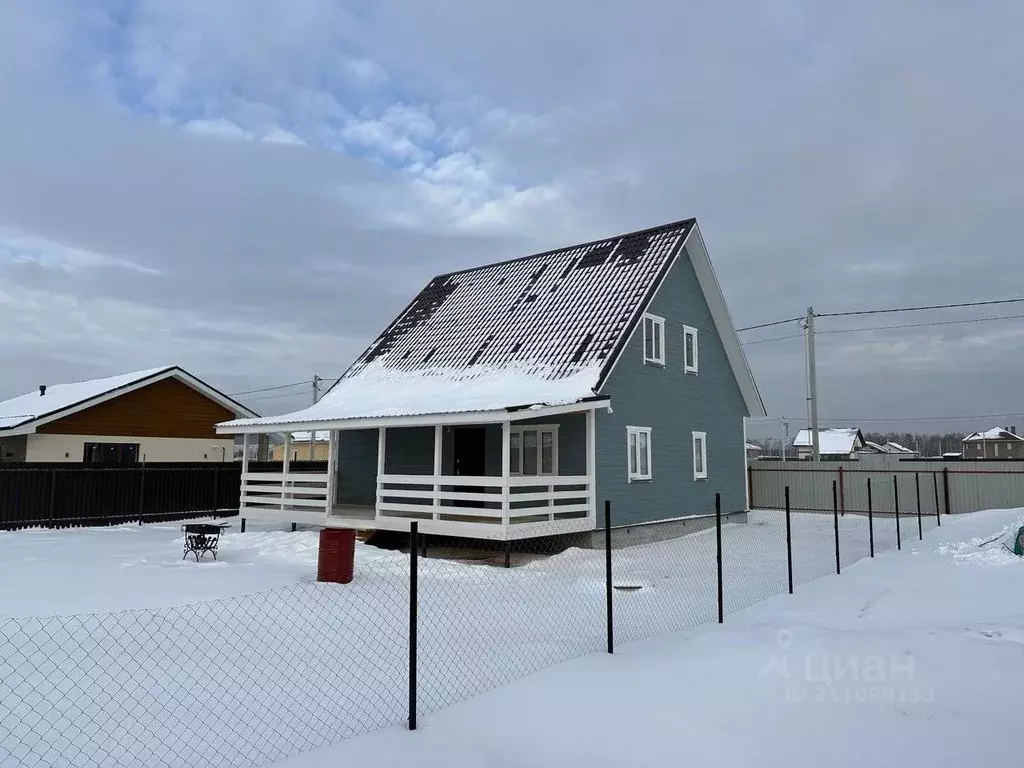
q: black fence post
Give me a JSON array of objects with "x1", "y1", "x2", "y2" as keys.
[
  {"x1": 933, "y1": 472, "x2": 941, "y2": 527},
  {"x1": 942, "y1": 467, "x2": 952, "y2": 516},
  {"x1": 894, "y1": 475, "x2": 901, "y2": 551},
  {"x1": 291, "y1": 522, "x2": 297, "y2": 532},
  {"x1": 137, "y1": 465, "x2": 146, "y2": 525},
  {"x1": 867, "y1": 477, "x2": 875, "y2": 558},
  {"x1": 832, "y1": 480, "x2": 840, "y2": 575},
  {"x1": 604, "y1": 500, "x2": 613, "y2": 654},
  {"x1": 915, "y1": 473, "x2": 923, "y2": 541},
  {"x1": 716, "y1": 493, "x2": 723, "y2": 623},
  {"x1": 240, "y1": 518, "x2": 246, "y2": 533},
  {"x1": 48, "y1": 469, "x2": 58, "y2": 525},
  {"x1": 408, "y1": 521, "x2": 418, "y2": 731},
  {"x1": 785, "y1": 486, "x2": 793, "y2": 594}
]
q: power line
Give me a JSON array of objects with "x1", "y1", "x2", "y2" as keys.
[
  {"x1": 750, "y1": 411, "x2": 1024, "y2": 424},
  {"x1": 816, "y1": 313, "x2": 1024, "y2": 335},
  {"x1": 736, "y1": 317, "x2": 802, "y2": 332},
  {"x1": 817, "y1": 297, "x2": 1024, "y2": 319},
  {"x1": 228, "y1": 380, "x2": 312, "y2": 397},
  {"x1": 741, "y1": 333, "x2": 805, "y2": 346}
]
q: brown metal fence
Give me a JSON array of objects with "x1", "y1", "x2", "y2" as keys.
[
  {"x1": 750, "y1": 458, "x2": 1024, "y2": 516},
  {"x1": 0, "y1": 461, "x2": 326, "y2": 529}
]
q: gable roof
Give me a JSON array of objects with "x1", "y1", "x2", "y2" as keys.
[
  {"x1": 0, "y1": 366, "x2": 257, "y2": 436},
  {"x1": 793, "y1": 428, "x2": 865, "y2": 455},
  {"x1": 220, "y1": 218, "x2": 764, "y2": 431},
  {"x1": 963, "y1": 427, "x2": 1023, "y2": 442}
]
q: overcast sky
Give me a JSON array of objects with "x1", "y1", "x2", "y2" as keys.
[{"x1": 1, "y1": 1, "x2": 1023, "y2": 436}]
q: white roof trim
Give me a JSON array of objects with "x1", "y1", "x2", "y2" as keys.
[
  {"x1": 596, "y1": 222, "x2": 765, "y2": 417},
  {"x1": 0, "y1": 367, "x2": 257, "y2": 436},
  {"x1": 216, "y1": 398, "x2": 611, "y2": 435}
]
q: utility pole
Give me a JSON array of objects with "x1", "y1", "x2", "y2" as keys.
[
  {"x1": 309, "y1": 375, "x2": 322, "y2": 460},
  {"x1": 806, "y1": 306, "x2": 820, "y2": 462},
  {"x1": 783, "y1": 421, "x2": 790, "y2": 461}
]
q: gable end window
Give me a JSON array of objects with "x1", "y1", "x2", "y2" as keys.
[
  {"x1": 627, "y1": 426, "x2": 652, "y2": 481},
  {"x1": 692, "y1": 431, "x2": 707, "y2": 480},
  {"x1": 642, "y1": 314, "x2": 665, "y2": 366},
  {"x1": 683, "y1": 325, "x2": 698, "y2": 374}
]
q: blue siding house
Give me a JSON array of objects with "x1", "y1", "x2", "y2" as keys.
[{"x1": 218, "y1": 218, "x2": 765, "y2": 544}]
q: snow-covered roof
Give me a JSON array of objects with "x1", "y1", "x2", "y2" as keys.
[
  {"x1": 221, "y1": 219, "x2": 765, "y2": 432},
  {"x1": 963, "y1": 428, "x2": 1023, "y2": 442},
  {"x1": 862, "y1": 440, "x2": 888, "y2": 454},
  {"x1": 793, "y1": 428, "x2": 864, "y2": 455},
  {"x1": 745, "y1": 442, "x2": 762, "y2": 451},
  {"x1": 885, "y1": 441, "x2": 917, "y2": 454},
  {"x1": 221, "y1": 363, "x2": 604, "y2": 429},
  {"x1": 289, "y1": 431, "x2": 329, "y2": 442},
  {"x1": 0, "y1": 366, "x2": 256, "y2": 435}
]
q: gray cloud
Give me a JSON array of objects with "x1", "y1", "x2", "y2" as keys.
[{"x1": 2, "y1": 0, "x2": 1023, "y2": 432}]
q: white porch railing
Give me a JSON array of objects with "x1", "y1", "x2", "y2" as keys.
[
  {"x1": 376, "y1": 473, "x2": 593, "y2": 527},
  {"x1": 240, "y1": 471, "x2": 330, "y2": 521}
]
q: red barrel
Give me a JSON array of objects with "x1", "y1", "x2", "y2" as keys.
[{"x1": 317, "y1": 528, "x2": 356, "y2": 584}]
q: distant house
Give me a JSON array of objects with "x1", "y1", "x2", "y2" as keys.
[
  {"x1": 962, "y1": 427, "x2": 1024, "y2": 459},
  {"x1": 0, "y1": 366, "x2": 256, "y2": 465},
  {"x1": 271, "y1": 431, "x2": 330, "y2": 461},
  {"x1": 217, "y1": 218, "x2": 766, "y2": 543},
  {"x1": 792, "y1": 428, "x2": 865, "y2": 460},
  {"x1": 745, "y1": 442, "x2": 763, "y2": 460},
  {"x1": 861, "y1": 440, "x2": 919, "y2": 458}
]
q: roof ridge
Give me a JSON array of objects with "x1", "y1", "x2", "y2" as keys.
[{"x1": 434, "y1": 217, "x2": 696, "y2": 279}]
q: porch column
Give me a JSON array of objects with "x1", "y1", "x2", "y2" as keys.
[
  {"x1": 376, "y1": 427, "x2": 386, "y2": 512},
  {"x1": 325, "y1": 430, "x2": 339, "y2": 513},
  {"x1": 281, "y1": 431, "x2": 292, "y2": 512},
  {"x1": 501, "y1": 420, "x2": 511, "y2": 525},
  {"x1": 586, "y1": 409, "x2": 597, "y2": 523},
  {"x1": 433, "y1": 425, "x2": 443, "y2": 517}
]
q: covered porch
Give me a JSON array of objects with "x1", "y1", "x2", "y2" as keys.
[{"x1": 227, "y1": 403, "x2": 602, "y2": 541}]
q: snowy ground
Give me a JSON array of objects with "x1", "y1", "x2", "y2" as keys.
[
  {"x1": 0, "y1": 508, "x2": 991, "y2": 768},
  {"x1": 278, "y1": 508, "x2": 1024, "y2": 768}
]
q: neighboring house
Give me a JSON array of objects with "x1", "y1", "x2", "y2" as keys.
[
  {"x1": 745, "y1": 442, "x2": 763, "y2": 460},
  {"x1": 271, "y1": 431, "x2": 330, "y2": 461},
  {"x1": 792, "y1": 428, "x2": 865, "y2": 460},
  {"x1": 962, "y1": 427, "x2": 1024, "y2": 459},
  {"x1": 0, "y1": 366, "x2": 256, "y2": 465},
  {"x1": 218, "y1": 218, "x2": 765, "y2": 543}
]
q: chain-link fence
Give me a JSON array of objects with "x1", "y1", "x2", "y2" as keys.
[{"x1": 2, "y1": 489, "x2": 949, "y2": 767}]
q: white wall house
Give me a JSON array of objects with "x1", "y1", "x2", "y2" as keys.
[{"x1": 0, "y1": 367, "x2": 257, "y2": 464}]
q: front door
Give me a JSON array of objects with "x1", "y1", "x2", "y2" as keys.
[{"x1": 452, "y1": 427, "x2": 487, "y2": 507}]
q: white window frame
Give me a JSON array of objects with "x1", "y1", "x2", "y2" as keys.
[
  {"x1": 692, "y1": 431, "x2": 708, "y2": 480},
  {"x1": 642, "y1": 313, "x2": 666, "y2": 366},
  {"x1": 509, "y1": 424, "x2": 559, "y2": 476},
  {"x1": 626, "y1": 426, "x2": 653, "y2": 482},
  {"x1": 683, "y1": 325, "x2": 699, "y2": 374}
]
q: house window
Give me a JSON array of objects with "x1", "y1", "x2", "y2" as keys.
[
  {"x1": 83, "y1": 442, "x2": 139, "y2": 467},
  {"x1": 510, "y1": 426, "x2": 557, "y2": 476},
  {"x1": 994, "y1": 442, "x2": 1000, "y2": 457},
  {"x1": 642, "y1": 314, "x2": 665, "y2": 366},
  {"x1": 683, "y1": 325, "x2": 698, "y2": 374},
  {"x1": 692, "y1": 431, "x2": 707, "y2": 480},
  {"x1": 627, "y1": 426, "x2": 652, "y2": 481}
]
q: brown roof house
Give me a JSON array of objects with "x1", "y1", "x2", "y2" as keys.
[
  {"x1": 962, "y1": 427, "x2": 1024, "y2": 460},
  {"x1": 0, "y1": 366, "x2": 256, "y2": 465}
]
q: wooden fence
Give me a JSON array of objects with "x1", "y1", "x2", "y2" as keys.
[{"x1": 0, "y1": 461, "x2": 326, "y2": 530}]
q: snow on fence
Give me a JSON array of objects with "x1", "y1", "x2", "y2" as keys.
[
  {"x1": 0, "y1": 503, "x2": 944, "y2": 768},
  {"x1": 750, "y1": 459, "x2": 1024, "y2": 517}
]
